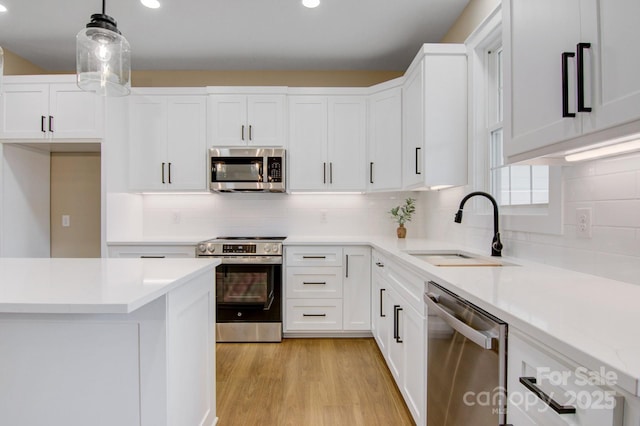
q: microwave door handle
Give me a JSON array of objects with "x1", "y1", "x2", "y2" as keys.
[{"x1": 424, "y1": 293, "x2": 494, "y2": 349}]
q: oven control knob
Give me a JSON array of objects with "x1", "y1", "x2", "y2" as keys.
[
  {"x1": 237, "y1": 312, "x2": 242, "y2": 317},
  {"x1": 197, "y1": 243, "x2": 206, "y2": 253},
  {"x1": 207, "y1": 244, "x2": 216, "y2": 253},
  {"x1": 264, "y1": 245, "x2": 272, "y2": 253}
]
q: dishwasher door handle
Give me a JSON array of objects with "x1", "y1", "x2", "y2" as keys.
[{"x1": 424, "y1": 292, "x2": 495, "y2": 350}]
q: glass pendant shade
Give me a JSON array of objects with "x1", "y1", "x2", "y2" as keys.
[{"x1": 76, "y1": 13, "x2": 130, "y2": 96}]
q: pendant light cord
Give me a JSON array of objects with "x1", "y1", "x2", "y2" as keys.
[{"x1": 102, "y1": 0, "x2": 106, "y2": 15}]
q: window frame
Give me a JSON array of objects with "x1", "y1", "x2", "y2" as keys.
[{"x1": 465, "y1": 5, "x2": 563, "y2": 235}]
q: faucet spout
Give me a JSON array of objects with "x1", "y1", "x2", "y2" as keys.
[{"x1": 454, "y1": 191, "x2": 503, "y2": 257}]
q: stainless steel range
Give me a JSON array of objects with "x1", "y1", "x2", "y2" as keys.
[{"x1": 196, "y1": 237, "x2": 284, "y2": 342}]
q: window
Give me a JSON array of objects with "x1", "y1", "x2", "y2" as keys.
[
  {"x1": 486, "y1": 45, "x2": 549, "y2": 207},
  {"x1": 467, "y1": 5, "x2": 562, "y2": 234}
]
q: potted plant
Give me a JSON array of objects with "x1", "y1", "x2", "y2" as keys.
[{"x1": 389, "y1": 197, "x2": 416, "y2": 238}]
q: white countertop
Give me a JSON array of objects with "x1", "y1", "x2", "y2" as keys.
[
  {"x1": 0, "y1": 258, "x2": 219, "y2": 314},
  {"x1": 285, "y1": 236, "x2": 640, "y2": 397}
]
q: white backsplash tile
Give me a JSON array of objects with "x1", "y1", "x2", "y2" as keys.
[{"x1": 424, "y1": 152, "x2": 640, "y2": 285}]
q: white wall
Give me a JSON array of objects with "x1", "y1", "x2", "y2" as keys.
[
  {"x1": 423, "y1": 151, "x2": 640, "y2": 285},
  {"x1": 107, "y1": 191, "x2": 426, "y2": 241},
  {"x1": 0, "y1": 144, "x2": 50, "y2": 257}
]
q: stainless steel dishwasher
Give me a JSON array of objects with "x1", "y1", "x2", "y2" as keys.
[{"x1": 424, "y1": 281, "x2": 508, "y2": 426}]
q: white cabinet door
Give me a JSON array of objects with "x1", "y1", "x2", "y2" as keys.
[
  {"x1": 401, "y1": 303, "x2": 426, "y2": 426},
  {"x1": 402, "y1": 62, "x2": 424, "y2": 188},
  {"x1": 368, "y1": 87, "x2": 402, "y2": 191},
  {"x1": 288, "y1": 96, "x2": 328, "y2": 191},
  {"x1": 129, "y1": 96, "x2": 168, "y2": 191},
  {"x1": 327, "y1": 97, "x2": 366, "y2": 191},
  {"x1": 208, "y1": 94, "x2": 285, "y2": 146},
  {"x1": 49, "y1": 84, "x2": 103, "y2": 139},
  {"x1": 166, "y1": 96, "x2": 207, "y2": 190},
  {"x1": 0, "y1": 84, "x2": 49, "y2": 139},
  {"x1": 582, "y1": 0, "x2": 640, "y2": 135},
  {"x1": 129, "y1": 95, "x2": 206, "y2": 192},
  {"x1": 0, "y1": 82, "x2": 103, "y2": 140},
  {"x1": 246, "y1": 95, "x2": 285, "y2": 146},
  {"x1": 207, "y1": 95, "x2": 247, "y2": 146},
  {"x1": 342, "y1": 246, "x2": 371, "y2": 331},
  {"x1": 504, "y1": 0, "x2": 583, "y2": 160}
]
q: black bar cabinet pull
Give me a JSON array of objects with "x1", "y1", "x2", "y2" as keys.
[
  {"x1": 323, "y1": 162, "x2": 326, "y2": 184},
  {"x1": 370, "y1": 162, "x2": 374, "y2": 184},
  {"x1": 249, "y1": 125, "x2": 252, "y2": 140},
  {"x1": 48, "y1": 116, "x2": 53, "y2": 132},
  {"x1": 41, "y1": 116, "x2": 46, "y2": 133},
  {"x1": 562, "y1": 52, "x2": 576, "y2": 118},
  {"x1": 393, "y1": 305, "x2": 403, "y2": 343},
  {"x1": 415, "y1": 147, "x2": 421, "y2": 175},
  {"x1": 303, "y1": 255, "x2": 326, "y2": 259},
  {"x1": 140, "y1": 255, "x2": 166, "y2": 259},
  {"x1": 380, "y1": 289, "x2": 386, "y2": 317},
  {"x1": 168, "y1": 162, "x2": 172, "y2": 184},
  {"x1": 241, "y1": 125, "x2": 245, "y2": 140},
  {"x1": 329, "y1": 162, "x2": 333, "y2": 184},
  {"x1": 161, "y1": 162, "x2": 166, "y2": 184},
  {"x1": 303, "y1": 282, "x2": 326, "y2": 285},
  {"x1": 576, "y1": 42, "x2": 592, "y2": 113},
  {"x1": 345, "y1": 254, "x2": 349, "y2": 278},
  {"x1": 303, "y1": 313, "x2": 327, "y2": 317},
  {"x1": 519, "y1": 377, "x2": 577, "y2": 414}
]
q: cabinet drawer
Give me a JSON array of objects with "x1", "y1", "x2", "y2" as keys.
[
  {"x1": 108, "y1": 245, "x2": 196, "y2": 258},
  {"x1": 286, "y1": 267, "x2": 343, "y2": 299},
  {"x1": 285, "y1": 246, "x2": 343, "y2": 267},
  {"x1": 508, "y1": 330, "x2": 623, "y2": 426},
  {"x1": 285, "y1": 299, "x2": 343, "y2": 331}
]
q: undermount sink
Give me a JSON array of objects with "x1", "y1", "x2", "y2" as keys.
[{"x1": 404, "y1": 250, "x2": 518, "y2": 267}]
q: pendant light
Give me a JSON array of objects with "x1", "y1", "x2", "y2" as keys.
[{"x1": 76, "y1": 0, "x2": 131, "y2": 96}]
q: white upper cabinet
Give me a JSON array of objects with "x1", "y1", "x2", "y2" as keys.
[
  {"x1": 368, "y1": 83, "x2": 402, "y2": 191},
  {"x1": 288, "y1": 94, "x2": 366, "y2": 192},
  {"x1": 129, "y1": 93, "x2": 207, "y2": 192},
  {"x1": 402, "y1": 44, "x2": 467, "y2": 190},
  {"x1": 503, "y1": 0, "x2": 640, "y2": 163},
  {"x1": 0, "y1": 76, "x2": 103, "y2": 140},
  {"x1": 207, "y1": 90, "x2": 285, "y2": 146}
]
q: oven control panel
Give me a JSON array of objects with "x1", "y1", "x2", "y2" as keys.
[{"x1": 223, "y1": 244, "x2": 257, "y2": 254}]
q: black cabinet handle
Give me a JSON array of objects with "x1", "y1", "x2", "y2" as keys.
[
  {"x1": 323, "y1": 162, "x2": 326, "y2": 184},
  {"x1": 562, "y1": 52, "x2": 576, "y2": 118},
  {"x1": 329, "y1": 162, "x2": 333, "y2": 184},
  {"x1": 576, "y1": 42, "x2": 592, "y2": 113},
  {"x1": 41, "y1": 116, "x2": 46, "y2": 133},
  {"x1": 415, "y1": 147, "x2": 421, "y2": 175},
  {"x1": 140, "y1": 255, "x2": 165, "y2": 258},
  {"x1": 370, "y1": 162, "x2": 374, "y2": 184},
  {"x1": 302, "y1": 255, "x2": 326, "y2": 259},
  {"x1": 241, "y1": 125, "x2": 245, "y2": 141},
  {"x1": 302, "y1": 281, "x2": 326, "y2": 285},
  {"x1": 303, "y1": 313, "x2": 327, "y2": 317},
  {"x1": 345, "y1": 254, "x2": 349, "y2": 278},
  {"x1": 380, "y1": 288, "x2": 386, "y2": 317},
  {"x1": 49, "y1": 116, "x2": 53, "y2": 132},
  {"x1": 519, "y1": 377, "x2": 576, "y2": 414},
  {"x1": 168, "y1": 162, "x2": 172, "y2": 184},
  {"x1": 393, "y1": 305, "x2": 403, "y2": 343},
  {"x1": 161, "y1": 162, "x2": 166, "y2": 184},
  {"x1": 375, "y1": 261, "x2": 384, "y2": 267},
  {"x1": 249, "y1": 124, "x2": 252, "y2": 140}
]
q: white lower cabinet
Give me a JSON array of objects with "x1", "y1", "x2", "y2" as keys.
[
  {"x1": 508, "y1": 329, "x2": 625, "y2": 426},
  {"x1": 371, "y1": 250, "x2": 426, "y2": 426},
  {"x1": 108, "y1": 244, "x2": 196, "y2": 258},
  {"x1": 284, "y1": 245, "x2": 370, "y2": 333}
]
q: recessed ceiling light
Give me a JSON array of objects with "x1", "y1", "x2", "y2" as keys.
[
  {"x1": 141, "y1": 0, "x2": 160, "y2": 9},
  {"x1": 302, "y1": 0, "x2": 320, "y2": 8},
  {"x1": 0, "y1": 4, "x2": 8, "y2": 12}
]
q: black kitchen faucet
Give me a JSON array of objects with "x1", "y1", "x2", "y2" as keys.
[{"x1": 454, "y1": 191, "x2": 503, "y2": 257}]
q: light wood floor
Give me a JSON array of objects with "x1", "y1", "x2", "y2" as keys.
[{"x1": 216, "y1": 338, "x2": 415, "y2": 426}]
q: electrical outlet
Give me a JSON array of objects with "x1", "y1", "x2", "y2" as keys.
[
  {"x1": 576, "y1": 207, "x2": 592, "y2": 238},
  {"x1": 62, "y1": 215, "x2": 70, "y2": 228}
]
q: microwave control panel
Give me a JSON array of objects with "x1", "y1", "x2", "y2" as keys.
[{"x1": 267, "y1": 157, "x2": 283, "y2": 182}]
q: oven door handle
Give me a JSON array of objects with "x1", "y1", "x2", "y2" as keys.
[
  {"x1": 217, "y1": 256, "x2": 283, "y2": 265},
  {"x1": 424, "y1": 292, "x2": 495, "y2": 350}
]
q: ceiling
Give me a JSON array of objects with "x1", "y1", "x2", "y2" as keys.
[{"x1": 0, "y1": 0, "x2": 469, "y2": 72}]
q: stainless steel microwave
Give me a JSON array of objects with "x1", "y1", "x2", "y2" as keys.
[{"x1": 209, "y1": 147, "x2": 285, "y2": 192}]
